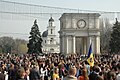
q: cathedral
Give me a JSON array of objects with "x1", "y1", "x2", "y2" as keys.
[{"x1": 42, "y1": 17, "x2": 60, "y2": 54}]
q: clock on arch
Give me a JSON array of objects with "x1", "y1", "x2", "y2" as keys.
[{"x1": 77, "y1": 19, "x2": 86, "y2": 28}]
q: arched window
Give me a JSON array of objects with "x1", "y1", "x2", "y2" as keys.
[
  {"x1": 51, "y1": 29, "x2": 53, "y2": 34},
  {"x1": 50, "y1": 38, "x2": 53, "y2": 44},
  {"x1": 50, "y1": 22, "x2": 52, "y2": 26},
  {"x1": 50, "y1": 48, "x2": 54, "y2": 52}
]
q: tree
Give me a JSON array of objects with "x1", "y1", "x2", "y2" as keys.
[
  {"x1": 0, "y1": 36, "x2": 28, "y2": 54},
  {"x1": 100, "y1": 18, "x2": 112, "y2": 53},
  {"x1": 27, "y1": 20, "x2": 43, "y2": 55},
  {"x1": 18, "y1": 44, "x2": 28, "y2": 54},
  {"x1": 14, "y1": 39, "x2": 28, "y2": 54},
  {"x1": 0, "y1": 37, "x2": 15, "y2": 53},
  {"x1": 109, "y1": 18, "x2": 120, "y2": 54}
]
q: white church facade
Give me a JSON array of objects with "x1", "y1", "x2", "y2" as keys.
[
  {"x1": 59, "y1": 13, "x2": 101, "y2": 55},
  {"x1": 42, "y1": 17, "x2": 60, "y2": 54}
]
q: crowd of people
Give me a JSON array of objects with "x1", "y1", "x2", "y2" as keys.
[{"x1": 0, "y1": 53, "x2": 119, "y2": 80}]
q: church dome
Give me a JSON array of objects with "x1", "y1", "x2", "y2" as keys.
[
  {"x1": 49, "y1": 17, "x2": 54, "y2": 22},
  {"x1": 42, "y1": 30, "x2": 48, "y2": 37}
]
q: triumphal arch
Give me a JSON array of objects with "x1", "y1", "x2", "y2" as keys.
[{"x1": 59, "y1": 13, "x2": 101, "y2": 55}]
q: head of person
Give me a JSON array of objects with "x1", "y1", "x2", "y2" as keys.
[
  {"x1": 93, "y1": 66, "x2": 100, "y2": 73},
  {"x1": 32, "y1": 62, "x2": 39, "y2": 69},
  {"x1": 81, "y1": 68, "x2": 87, "y2": 76},
  {"x1": 54, "y1": 67, "x2": 59, "y2": 74},
  {"x1": 97, "y1": 76, "x2": 104, "y2": 80},
  {"x1": 0, "y1": 67, "x2": 3, "y2": 72},
  {"x1": 81, "y1": 68, "x2": 89, "y2": 80},
  {"x1": 24, "y1": 66, "x2": 30, "y2": 76},
  {"x1": 107, "y1": 71, "x2": 116, "y2": 80},
  {"x1": 68, "y1": 66, "x2": 76, "y2": 76},
  {"x1": 17, "y1": 67, "x2": 26, "y2": 78}
]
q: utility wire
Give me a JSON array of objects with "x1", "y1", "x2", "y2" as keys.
[
  {"x1": 0, "y1": 0, "x2": 120, "y2": 14},
  {"x1": 0, "y1": 11, "x2": 62, "y2": 15},
  {"x1": 0, "y1": 32, "x2": 29, "y2": 35}
]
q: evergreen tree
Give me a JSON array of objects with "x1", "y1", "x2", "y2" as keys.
[
  {"x1": 109, "y1": 18, "x2": 120, "y2": 54},
  {"x1": 27, "y1": 20, "x2": 43, "y2": 55}
]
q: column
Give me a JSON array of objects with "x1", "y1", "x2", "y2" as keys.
[
  {"x1": 95, "y1": 36, "x2": 100, "y2": 54},
  {"x1": 87, "y1": 37, "x2": 91, "y2": 54},
  {"x1": 61, "y1": 35, "x2": 64, "y2": 54},
  {"x1": 60, "y1": 36, "x2": 62, "y2": 53},
  {"x1": 72, "y1": 36, "x2": 76, "y2": 53},
  {"x1": 62, "y1": 36, "x2": 64, "y2": 54},
  {"x1": 66, "y1": 36, "x2": 68, "y2": 54},
  {"x1": 83, "y1": 37, "x2": 87, "y2": 54},
  {"x1": 91, "y1": 36, "x2": 95, "y2": 54}
]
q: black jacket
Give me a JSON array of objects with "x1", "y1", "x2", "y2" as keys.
[{"x1": 29, "y1": 68, "x2": 41, "y2": 80}]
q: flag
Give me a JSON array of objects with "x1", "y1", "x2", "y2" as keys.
[{"x1": 87, "y1": 43, "x2": 94, "y2": 67}]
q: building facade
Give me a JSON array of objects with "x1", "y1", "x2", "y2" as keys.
[
  {"x1": 59, "y1": 13, "x2": 101, "y2": 55},
  {"x1": 42, "y1": 17, "x2": 60, "y2": 54}
]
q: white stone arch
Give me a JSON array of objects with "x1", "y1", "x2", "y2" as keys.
[{"x1": 59, "y1": 13, "x2": 101, "y2": 55}]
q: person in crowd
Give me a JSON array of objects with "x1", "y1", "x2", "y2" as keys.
[
  {"x1": 29, "y1": 62, "x2": 41, "y2": 80},
  {"x1": 64, "y1": 66, "x2": 77, "y2": 80},
  {"x1": 97, "y1": 76, "x2": 104, "y2": 80},
  {"x1": 100, "y1": 66, "x2": 106, "y2": 80},
  {"x1": 0, "y1": 67, "x2": 5, "y2": 80},
  {"x1": 0, "y1": 53, "x2": 119, "y2": 80},
  {"x1": 44, "y1": 65, "x2": 49, "y2": 80},
  {"x1": 84, "y1": 61, "x2": 90, "y2": 76},
  {"x1": 89, "y1": 66, "x2": 100, "y2": 80},
  {"x1": 116, "y1": 63, "x2": 120, "y2": 80},
  {"x1": 40, "y1": 62, "x2": 48, "y2": 80},
  {"x1": 107, "y1": 71, "x2": 117, "y2": 80},
  {"x1": 52, "y1": 67, "x2": 60, "y2": 80},
  {"x1": 8, "y1": 63, "x2": 19, "y2": 80},
  {"x1": 24, "y1": 66, "x2": 30, "y2": 80},
  {"x1": 59, "y1": 63, "x2": 68, "y2": 80},
  {"x1": 17, "y1": 67, "x2": 26, "y2": 80},
  {"x1": 50, "y1": 63, "x2": 54, "y2": 80},
  {"x1": 75, "y1": 62, "x2": 81, "y2": 78},
  {"x1": 78, "y1": 68, "x2": 89, "y2": 80}
]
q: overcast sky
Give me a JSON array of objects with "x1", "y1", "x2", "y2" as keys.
[
  {"x1": 6, "y1": 0, "x2": 120, "y2": 12},
  {"x1": 0, "y1": 0, "x2": 120, "y2": 40}
]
